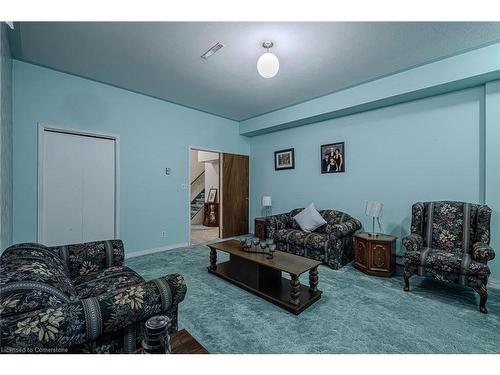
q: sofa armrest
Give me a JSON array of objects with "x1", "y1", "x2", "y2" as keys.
[
  {"x1": 50, "y1": 240, "x2": 125, "y2": 278},
  {"x1": 471, "y1": 242, "x2": 495, "y2": 264},
  {"x1": 0, "y1": 274, "x2": 186, "y2": 350},
  {"x1": 264, "y1": 213, "x2": 289, "y2": 238},
  {"x1": 324, "y1": 218, "x2": 362, "y2": 238},
  {"x1": 402, "y1": 233, "x2": 423, "y2": 252}
]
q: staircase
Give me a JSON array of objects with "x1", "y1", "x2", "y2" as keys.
[{"x1": 190, "y1": 189, "x2": 205, "y2": 219}]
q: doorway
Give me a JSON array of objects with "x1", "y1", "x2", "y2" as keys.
[
  {"x1": 189, "y1": 149, "x2": 221, "y2": 245},
  {"x1": 189, "y1": 148, "x2": 250, "y2": 245}
]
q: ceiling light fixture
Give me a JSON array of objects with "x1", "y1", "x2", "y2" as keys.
[
  {"x1": 257, "y1": 41, "x2": 279, "y2": 78},
  {"x1": 201, "y1": 42, "x2": 224, "y2": 60}
]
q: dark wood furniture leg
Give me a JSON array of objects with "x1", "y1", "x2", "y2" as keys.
[
  {"x1": 309, "y1": 267, "x2": 319, "y2": 293},
  {"x1": 473, "y1": 286, "x2": 488, "y2": 314},
  {"x1": 289, "y1": 274, "x2": 300, "y2": 306},
  {"x1": 403, "y1": 271, "x2": 411, "y2": 292},
  {"x1": 209, "y1": 248, "x2": 217, "y2": 271}
]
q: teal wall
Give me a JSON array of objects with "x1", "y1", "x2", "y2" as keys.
[
  {"x1": 12, "y1": 61, "x2": 249, "y2": 254},
  {"x1": 485, "y1": 81, "x2": 500, "y2": 280},
  {"x1": 0, "y1": 23, "x2": 13, "y2": 251},
  {"x1": 249, "y1": 85, "x2": 500, "y2": 279}
]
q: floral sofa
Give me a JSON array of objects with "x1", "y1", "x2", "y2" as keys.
[
  {"x1": 0, "y1": 240, "x2": 186, "y2": 353},
  {"x1": 264, "y1": 208, "x2": 362, "y2": 269},
  {"x1": 402, "y1": 201, "x2": 495, "y2": 313}
]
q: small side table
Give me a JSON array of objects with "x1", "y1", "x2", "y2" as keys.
[
  {"x1": 203, "y1": 203, "x2": 219, "y2": 227},
  {"x1": 354, "y1": 232, "x2": 397, "y2": 277},
  {"x1": 254, "y1": 217, "x2": 267, "y2": 240}
]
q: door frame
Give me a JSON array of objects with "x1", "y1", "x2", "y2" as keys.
[
  {"x1": 37, "y1": 123, "x2": 121, "y2": 243},
  {"x1": 188, "y1": 146, "x2": 222, "y2": 245}
]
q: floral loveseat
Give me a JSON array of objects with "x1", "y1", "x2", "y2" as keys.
[
  {"x1": 0, "y1": 240, "x2": 186, "y2": 353},
  {"x1": 265, "y1": 208, "x2": 362, "y2": 269},
  {"x1": 402, "y1": 201, "x2": 495, "y2": 313}
]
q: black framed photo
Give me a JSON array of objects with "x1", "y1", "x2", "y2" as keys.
[
  {"x1": 274, "y1": 148, "x2": 295, "y2": 170},
  {"x1": 207, "y1": 188, "x2": 217, "y2": 203},
  {"x1": 321, "y1": 142, "x2": 345, "y2": 173}
]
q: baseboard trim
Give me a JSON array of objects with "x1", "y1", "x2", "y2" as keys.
[{"x1": 125, "y1": 242, "x2": 189, "y2": 259}]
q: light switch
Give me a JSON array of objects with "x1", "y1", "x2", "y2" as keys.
[
  {"x1": 165, "y1": 168, "x2": 171, "y2": 175},
  {"x1": 181, "y1": 183, "x2": 188, "y2": 190}
]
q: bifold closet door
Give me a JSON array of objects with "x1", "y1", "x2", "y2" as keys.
[{"x1": 40, "y1": 130, "x2": 116, "y2": 246}]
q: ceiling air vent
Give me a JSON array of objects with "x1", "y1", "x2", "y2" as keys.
[{"x1": 201, "y1": 42, "x2": 224, "y2": 60}]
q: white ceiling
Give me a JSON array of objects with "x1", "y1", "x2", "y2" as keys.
[{"x1": 13, "y1": 22, "x2": 500, "y2": 120}]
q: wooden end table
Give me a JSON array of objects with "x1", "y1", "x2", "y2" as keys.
[
  {"x1": 354, "y1": 232, "x2": 397, "y2": 277},
  {"x1": 254, "y1": 217, "x2": 267, "y2": 239}
]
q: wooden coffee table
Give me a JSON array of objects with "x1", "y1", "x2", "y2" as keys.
[{"x1": 207, "y1": 240, "x2": 322, "y2": 314}]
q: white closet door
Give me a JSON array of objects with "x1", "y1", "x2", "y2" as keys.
[
  {"x1": 41, "y1": 130, "x2": 116, "y2": 246},
  {"x1": 81, "y1": 135, "x2": 115, "y2": 242}
]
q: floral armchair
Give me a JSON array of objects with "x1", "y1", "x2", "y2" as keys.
[
  {"x1": 0, "y1": 240, "x2": 186, "y2": 353},
  {"x1": 402, "y1": 201, "x2": 495, "y2": 313},
  {"x1": 265, "y1": 208, "x2": 362, "y2": 269}
]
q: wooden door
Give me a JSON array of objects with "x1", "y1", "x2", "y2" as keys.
[{"x1": 221, "y1": 153, "x2": 249, "y2": 238}]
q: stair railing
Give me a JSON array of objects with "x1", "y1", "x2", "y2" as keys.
[
  {"x1": 191, "y1": 170, "x2": 205, "y2": 186},
  {"x1": 190, "y1": 189, "x2": 205, "y2": 219}
]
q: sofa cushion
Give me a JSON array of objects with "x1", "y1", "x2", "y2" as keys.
[
  {"x1": 315, "y1": 210, "x2": 348, "y2": 234},
  {"x1": 404, "y1": 249, "x2": 490, "y2": 276},
  {"x1": 52, "y1": 240, "x2": 125, "y2": 278},
  {"x1": 73, "y1": 266, "x2": 145, "y2": 299},
  {"x1": 287, "y1": 208, "x2": 304, "y2": 230},
  {"x1": 274, "y1": 228, "x2": 296, "y2": 243},
  {"x1": 293, "y1": 203, "x2": 327, "y2": 232},
  {"x1": 274, "y1": 229, "x2": 329, "y2": 250},
  {"x1": 422, "y1": 201, "x2": 479, "y2": 252},
  {"x1": 286, "y1": 231, "x2": 328, "y2": 249},
  {"x1": 0, "y1": 243, "x2": 77, "y2": 317}
]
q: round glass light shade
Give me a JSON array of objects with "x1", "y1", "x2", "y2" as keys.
[{"x1": 257, "y1": 52, "x2": 279, "y2": 78}]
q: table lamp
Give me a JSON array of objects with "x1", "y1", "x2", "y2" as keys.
[
  {"x1": 262, "y1": 196, "x2": 272, "y2": 217},
  {"x1": 365, "y1": 201, "x2": 383, "y2": 237}
]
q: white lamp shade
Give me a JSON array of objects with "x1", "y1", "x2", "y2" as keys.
[
  {"x1": 262, "y1": 196, "x2": 272, "y2": 207},
  {"x1": 257, "y1": 52, "x2": 279, "y2": 78},
  {"x1": 365, "y1": 201, "x2": 383, "y2": 218}
]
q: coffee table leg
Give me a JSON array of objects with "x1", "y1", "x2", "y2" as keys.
[
  {"x1": 309, "y1": 267, "x2": 319, "y2": 294},
  {"x1": 209, "y1": 248, "x2": 217, "y2": 270},
  {"x1": 290, "y1": 274, "x2": 300, "y2": 306}
]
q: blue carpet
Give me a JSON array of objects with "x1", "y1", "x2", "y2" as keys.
[{"x1": 126, "y1": 245, "x2": 500, "y2": 354}]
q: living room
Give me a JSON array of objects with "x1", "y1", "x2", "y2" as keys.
[{"x1": 1, "y1": 1, "x2": 499, "y2": 374}]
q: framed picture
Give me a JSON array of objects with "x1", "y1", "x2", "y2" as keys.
[
  {"x1": 321, "y1": 142, "x2": 345, "y2": 173},
  {"x1": 207, "y1": 188, "x2": 217, "y2": 203},
  {"x1": 274, "y1": 148, "x2": 295, "y2": 170}
]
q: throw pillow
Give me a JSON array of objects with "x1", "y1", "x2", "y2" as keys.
[{"x1": 293, "y1": 203, "x2": 327, "y2": 232}]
